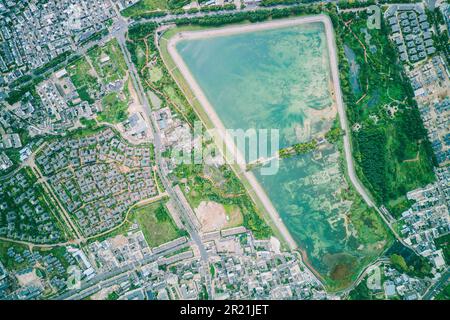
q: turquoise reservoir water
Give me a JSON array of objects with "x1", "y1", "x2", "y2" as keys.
[
  {"x1": 174, "y1": 21, "x2": 388, "y2": 286},
  {"x1": 176, "y1": 22, "x2": 332, "y2": 149}
]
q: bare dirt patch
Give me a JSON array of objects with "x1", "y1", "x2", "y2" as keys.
[
  {"x1": 16, "y1": 269, "x2": 41, "y2": 287},
  {"x1": 195, "y1": 201, "x2": 228, "y2": 232},
  {"x1": 194, "y1": 201, "x2": 243, "y2": 232},
  {"x1": 109, "y1": 234, "x2": 129, "y2": 248}
]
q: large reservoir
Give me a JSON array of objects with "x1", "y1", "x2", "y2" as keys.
[
  {"x1": 175, "y1": 22, "x2": 334, "y2": 149},
  {"x1": 169, "y1": 17, "x2": 389, "y2": 289}
]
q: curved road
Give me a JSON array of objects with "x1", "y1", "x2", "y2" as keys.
[{"x1": 322, "y1": 14, "x2": 413, "y2": 250}]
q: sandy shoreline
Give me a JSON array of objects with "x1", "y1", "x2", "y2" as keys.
[
  {"x1": 166, "y1": 14, "x2": 346, "y2": 251},
  {"x1": 171, "y1": 14, "x2": 328, "y2": 41}
]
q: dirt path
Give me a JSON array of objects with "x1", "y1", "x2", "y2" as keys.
[
  {"x1": 404, "y1": 151, "x2": 420, "y2": 163},
  {"x1": 29, "y1": 153, "x2": 84, "y2": 241},
  {"x1": 0, "y1": 236, "x2": 81, "y2": 249},
  {"x1": 85, "y1": 54, "x2": 101, "y2": 80}
]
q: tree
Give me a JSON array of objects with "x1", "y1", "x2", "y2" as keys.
[{"x1": 390, "y1": 254, "x2": 408, "y2": 272}]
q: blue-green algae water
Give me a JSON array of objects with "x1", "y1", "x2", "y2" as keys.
[
  {"x1": 176, "y1": 23, "x2": 332, "y2": 149},
  {"x1": 175, "y1": 22, "x2": 389, "y2": 287}
]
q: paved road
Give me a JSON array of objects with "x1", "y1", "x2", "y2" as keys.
[
  {"x1": 110, "y1": 11, "x2": 213, "y2": 298},
  {"x1": 423, "y1": 268, "x2": 449, "y2": 300},
  {"x1": 321, "y1": 15, "x2": 374, "y2": 208}
]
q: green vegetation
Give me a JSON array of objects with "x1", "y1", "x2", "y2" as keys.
[
  {"x1": 121, "y1": 0, "x2": 169, "y2": 17},
  {"x1": 88, "y1": 39, "x2": 127, "y2": 84},
  {"x1": 86, "y1": 39, "x2": 130, "y2": 124},
  {"x1": 133, "y1": 200, "x2": 184, "y2": 247},
  {"x1": 198, "y1": 284, "x2": 209, "y2": 300},
  {"x1": 278, "y1": 140, "x2": 315, "y2": 158},
  {"x1": 278, "y1": 126, "x2": 342, "y2": 159},
  {"x1": 85, "y1": 198, "x2": 182, "y2": 247},
  {"x1": 98, "y1": 89, "x2": 129, "y2": 124},
  {"x1": 0, "y1": 240, "x2": 75, "y2": 293},
  {"x1": 426, "y1": 8, "x2": 450, "y2": 65},
  {"x1": 121, "y1": 0, "x2": 238, "y2": 18},
  {"x1": 336, "y1": 0, "x2": 376, "y2": 9},
  {"x1": 390, "y1": 254, "x2": 408, "y2": 272},
  {"x1": 342, "y1": 188, "x2": 391, "y2": 247},
  {"x1": 167, "y1": 0, "x2": 190, "y2": 10},
  {"x1": 107, "y1": 291, "x2": 120, "y2": 300},
  {"x1": 389, "y1": 196, "x2": 416, "y2": 218},
  {"x1": 0, "y1": 240, "x2": 29, "y2": 271},
  {"x1": 127, "y1": 23, "x2": 199, "y2": 125},
  {"x1": 325, "y1": 171, "x2": 392, "y2": 289},
  {"x1": 281, "y1": 140, "x2": 318, "y2": 158},
  {"x1": 67, "y1": 56, "x2": 100, "y2": 104},
  {"x1": 199, "y1": 4, "x2": 236, "y2": 12},
  {"x1": 260, "y1": 0, "x2": 304, "y2": 6},
  {"x1": 6, "y1": 78, "x2": 42, "y2": 105},
  {"x1": 386, "y1": 241, "x2": 432, "y2": 278},
  {"x1": 173, "y1": 164, "x2": 272, "y2": 239},
  {"x1": 79, "y1": 29, "x2": 109, "y2": 47},
  {"x1": 435, "y1": 283, "x2": 450, "y2": 300},
  {"x1": 0, "y1": 168, "x2": 69, "y2": 244},
  {"x1": 348, "y1": 277, "x2": 374, "y2": 300},
  {"x1": 33, "y1": 51, "x2": 73, "y2": 76},
  {"x1": 333, "y1": 11, "x2": 436, "y2": 215},
  {"x1": 9, "y1": 74, "x2": 33, "y2": 88},
  {"x1": 79, "y1": 117, "x2": 98, "y2": 129},
  {"x1": 435, "y1": 234, "x2": 450, "y2": 264},
  {"x1": 325, "y1": 126, "x2": 343, "y2": 144},
  {"x1": 173, "y1": 5, "x2": 322, "y2": 27}
]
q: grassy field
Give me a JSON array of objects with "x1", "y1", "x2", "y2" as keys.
[
  {"x1": 334, "y1": 11, "x2": 435, "y2": 216},
  {"x1": 98, "y1": 85, "x2": 129, "y2": 124},
  {"x1": 133, "y1": 200, "x2": 183, "y2": 247},
  {"x1": 223, "y1": 203, "x2": 244, "y2": 229},
  {"x1": 88, "y1": 39, "x2": 127, "y2": 84},
  {"x1": 67, "y1": 56, "x2": 100, "y2": 104},
  {"x1": 435, "y1": 233, "x2": 450, "y2": 264},
  {"x1": 121, "y1": 0, "x2": 169, "y2": 17}
]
